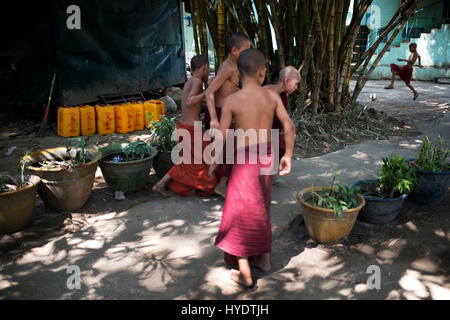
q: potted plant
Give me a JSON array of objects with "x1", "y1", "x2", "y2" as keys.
[
  {"x1": 296, "y1": 173, "x2": 366, "y2": 245},
  {"x1": 23, "y1": 137, "x2": 102, "y2": 212},
  {"x1": 351, "y1": 154, "x2": 415, "y2": 225},
  {"x1": 99, "y1": 140, "x2": 157, "y2": 192},
  {"x1": 149, "y1": 115, "x2": 178, "y2": 178},
  {"x1": 408, "y1": 136, "x2": 450, "y2": 205},
  {"x1": 0, "y1": 154, "x2": 41, "y2": 233}
]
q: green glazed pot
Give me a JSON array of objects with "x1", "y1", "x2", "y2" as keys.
[{"x1": 99, "y1": 143, "x2": 157, "y2": 192}]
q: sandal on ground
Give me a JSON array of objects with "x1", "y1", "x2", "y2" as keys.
[
  {"x1": 413, "y1": 92, "x2": 419, "y2": 100},
  {"x1": 384, "y1": 86, "x2": 394, "y2": 89}
]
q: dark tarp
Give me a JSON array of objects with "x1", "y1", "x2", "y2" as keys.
[{"x1": 0, "y1": 0, "x2": 186, "y2": 106}]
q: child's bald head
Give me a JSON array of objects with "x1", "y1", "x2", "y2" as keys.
[
  {"x1": 237, "y1": 48, "x2": 266, "y2": 82},
  {"x1": 279, "y1": 66, "x2": 301, "y2": 82},
  {"x1": 279, "y1": 66, "x2": 301, "y2": 95}
]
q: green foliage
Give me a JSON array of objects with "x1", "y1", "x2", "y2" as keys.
[
  {"x1": 66, "y1": 137, "x2": 87, "y2": 167},
  {"x1": 122, "y1": 140, "x2": 152, "y2": 161},
  {"x1": 415, "y1": 136, "x2": 450, "y2": 172},
  {"x1": 379, "y1": 154, "x2": 416, "y2": 198},
  {"x1": 149, "y1": 115, "x2": 179, "y2": 152},
  {"x1": 311, "y1": 171, "x2": 360, "y2": 219},
  {"x1": 19, "y1": 151, "x2": 29, "y2": 188}
]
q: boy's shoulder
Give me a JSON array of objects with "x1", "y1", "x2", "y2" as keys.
[{"x1": 185, "y1": 76, "x2": 202, "y2": 89}]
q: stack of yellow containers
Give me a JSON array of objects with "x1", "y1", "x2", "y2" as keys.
[{"x1": 57, "y1": 98, "x2": 166, "y2": 137}]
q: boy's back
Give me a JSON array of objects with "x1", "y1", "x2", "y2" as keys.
[{"x1": 222, "y1": 85, "x2": 282, "y2": 147}]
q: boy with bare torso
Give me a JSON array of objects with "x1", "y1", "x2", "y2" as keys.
[
  {"x1": 205, "y1": 32, "x2": 251, "y2": 197},
  {"x1": 211, "y1": 48, "x2": 296, "y2": 290},
  {"x1": 153, "y1": 55, "x2": 218, "y2": 196},
  {"x1": 385, "y1": 43, "x2": 424, "y2": 100}
]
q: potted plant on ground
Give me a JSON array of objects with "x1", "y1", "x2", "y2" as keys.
[
  {"x1": 296, "y1": 172, "x2": 366, "y2": 245},
  {"x1": 408, "y1": 136, "x2": 450, "y2": 205},
  {"x1": 0, "y1": 154, "x2": 41, "y2": 233},
  {"x1": 99, "y1": 140, "x2": 157, "y2": 192},
  {"x1": 23, "y1": 137, "x2": 102, "y2": 212},
  {"x1": 351, "y1": 154, "x2": 416, "y2": 225},
  {"x1": 149, "y1": 115, "x2": 178, "y2": 178}
]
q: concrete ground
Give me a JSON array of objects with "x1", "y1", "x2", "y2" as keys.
[{"x1": 0, "y1": 80, "x2": 449, "y2": 300}]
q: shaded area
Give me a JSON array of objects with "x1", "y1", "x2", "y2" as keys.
[{"x1": 0, "y1": 0, "x2": 186, "y2": 106}]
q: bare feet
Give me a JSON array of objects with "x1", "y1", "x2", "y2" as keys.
[
  {"x1": 214, "y1": 177, "x2": 228, "y2": 198},
  {"x1": 152, "y1": 182, "x2": 168, "y2": 196},
  {"x1": 231, "y1": 269, "x2": 256, "y2": 289}
]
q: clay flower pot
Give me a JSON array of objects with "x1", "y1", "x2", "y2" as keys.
[
  {"x1": 24, "y1": 147, "x2": 102, "y2": 212},
  {"x1": 296, "y1": 186, "x2": 365, "y2": 245},
  {"x1": 0, "y1": 175, "x2": 40, "y2": 233}
]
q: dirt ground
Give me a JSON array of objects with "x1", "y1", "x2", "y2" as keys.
[{"x1": 0, "y1": 80, "x2": 449, "y2": 300}]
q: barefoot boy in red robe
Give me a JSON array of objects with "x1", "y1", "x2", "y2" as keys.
[
  {"x1": 153, "y1": 55, "x2": 218, "y2": 196},
  {"x1": 210, "y1": 49, "x2": 296, "y2": 289},
  {"x1": 205, "y1": 32, "x2": 251, "y2": 198},
  {"x1": 385, "y1": 43, "x2": 423, "y2": 100}
]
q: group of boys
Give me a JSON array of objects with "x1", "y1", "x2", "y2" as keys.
[{"x1": 152, "y1": 32, "x2": 299, "y2": 290}]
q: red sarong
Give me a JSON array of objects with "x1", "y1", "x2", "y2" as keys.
[
  {"x1": 168, "y1": 121, "x2": 218, "y2": 196},
  {"x1": 272, "y1": 92, "x2": 289, "y2": 156},
  {"x1": 390, "y1": 63, "x2": 413, "y2": 85},
  {"x1": 205, "y1": 105, "x2": 233, "y2": 178},
  {"x1": 214, "y1": 143, "x2": 274, "y2": 265}
]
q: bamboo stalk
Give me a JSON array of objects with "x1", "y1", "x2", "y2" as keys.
[
  {"x1": 268, "y1": 0, "x2": 286, "y2": 69},
  {"x1": 223, "y1": 0, "x2": 251, "y2": 40},
  {"x1": 217, "y1": 0, "x2": 225, "y2": 66},
  {"x1": 193, "y1": 0, "x2": 207, "y2": 54},
  {"x1": 328, "y1": 0, "x2": 336, "y2": 104},
  {"x1": 256, "y1": 0, "x2": 272, "y2": 81},
  {"x1": 190, "y1": 0, "x2": 200, "y2": 55},
  {"x1": 312, "y1": 0, "x2": 324, "y2": 50}
]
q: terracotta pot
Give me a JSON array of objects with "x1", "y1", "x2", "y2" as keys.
[
  {"x1": 296, "y1": 186, "x2": 366, "y2": 245},
  {"x1": 24, "y1": 147, "x2": 102, "y2": 212},
  {"x1": 0, "y1": 176, "x2": 40, "y2": 233}
]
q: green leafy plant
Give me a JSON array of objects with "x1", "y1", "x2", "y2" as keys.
[
  {"x1": 149, "y1": 115, "x2": 179, "y2": 152},
  {"x1": 311, "y1": 172, "x2": 360, "y2": 219},
  {"x1": 67, "y1": 137, "x2": 87, "y2": 166},
  {"x1": 379, "y1": 154, "x2": 416, "y2": 198},
  {"x1": 413, "y1": 136, "x2": 450, "y2": 172},
  {"x1": 1, "y1": 151, "x2": 31, "y2": 193},
  {"x1": 20, "y1": 151, "x2": 29, "y2": 188},
  {"x1": 122, "y1": 140, "x2": 153, "y2": 161},
  {"x1": 38, "y1": 138, "x2": 88, "y2": 170}
]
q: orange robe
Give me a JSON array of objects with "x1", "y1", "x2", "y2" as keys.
[{"x1": 168, "y1": 121, "x2": 218, "y2": 196}]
